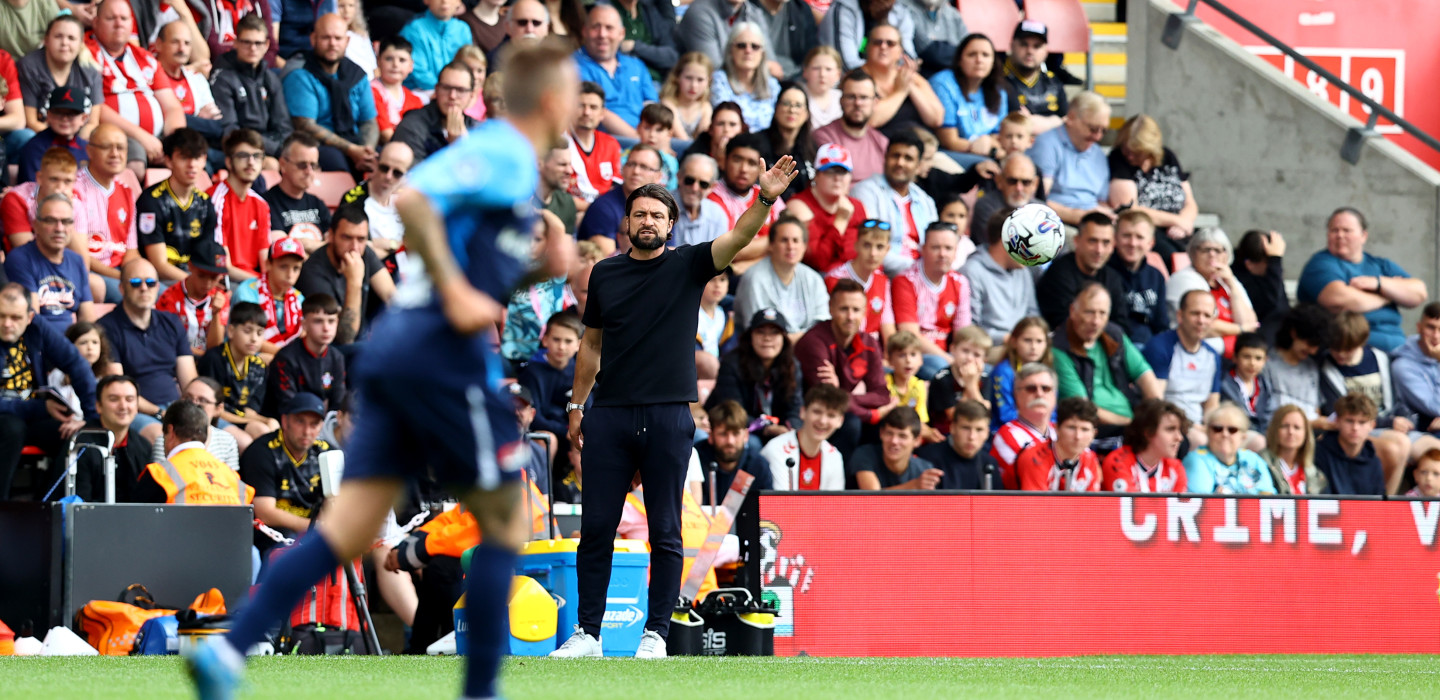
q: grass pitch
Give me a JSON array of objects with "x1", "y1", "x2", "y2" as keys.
[{"x1": 1, "y1": 655, "x2": 1436, "y2": 699}]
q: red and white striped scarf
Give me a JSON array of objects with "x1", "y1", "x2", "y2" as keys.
[{"x1": 257, "y1": 274, "x2": 303, "y2": 347}]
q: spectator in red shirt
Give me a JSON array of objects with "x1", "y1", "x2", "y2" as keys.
[
  {"x1": 795, "y1": 278, "x2": 893, "y2": 460},
  {"x1": 567, "y1": 81, "x2": 622, "y2": 204},
  {"x1": 1102, "y1": 398, "x2": 1189, "y2": 493},
  {"x1": 824, "y1": 220, "x2": 893, "y2": 342},
  {"x1": 1015, "y1": 396, "x2": 1102, "y2": 492},
  {"x1": 1, "y1": 148, "x2": 95, "y2": 257},
  {"x1": 155, "y1": 237, "x2": 230, "y2": 357},
  {"x1": 786, "y1": 143, "x2": 864, "y2": 273},
  {"x1": 74, "y1": 124, "x2": 136, "y2": 303},
  {"x1": 88, "y1": 0, "x2": 187, "y2": 178},
  {"x1": 989, "y1": 362, "x2": 1058, "y2": 489},
  {"x1": 211, "y1": 128, "x2": 277, "y2": 279},
  {"x1": 155, "y1": 21, "x2": 222, "y2": 158},
  {"x1": 371, "y1": 36, "x2": 423, "y2": 144},
  {"x1": 707, "y1": 132, "x2": 787, "y2": 271},
  {"x1": 891, "y1": 222, "x2": 971, "y2": 379}
]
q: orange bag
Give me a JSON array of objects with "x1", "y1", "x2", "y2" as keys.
[
  {"x1": 189, "y1": 589, "x2": 227, "y2": 616},
  {"x1": 76, "y1": 584, "x2": 178, "y2": 656}
]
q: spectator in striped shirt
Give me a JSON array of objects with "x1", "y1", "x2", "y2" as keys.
[
  {"x1": 989, "y1": 362, "x2": 1057, "y2": 490},
  {"x1": 891, "y1": 222, "x2": 970, "y2": 379},
  {"x1": 1015, "y1": 396, "x2": 1103, "y2": 492},
  {"x1": 1101, "y1": 398, "x2": 1189, "y2": 493},
  {"x1": 88, "y1": 0, "x2": 188, "y2": 179},
  {"x1": 823, "y1": 220, "x2": 893, "y2": 342},
  {"x1": 74, "y1": 124, "x2": 136, "y2": 303}
]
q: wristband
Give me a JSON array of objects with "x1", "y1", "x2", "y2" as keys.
[{"x1": 758, "y1": 194, "x2": 776, "y2": 207}]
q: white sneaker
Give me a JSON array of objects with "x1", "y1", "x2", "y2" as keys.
[
  {"x1": 634, "y1": 630, "x2": 667, "y2": 659},
  {"x1": 549, "y1": 625, "x2": 602, "y2": 658}
]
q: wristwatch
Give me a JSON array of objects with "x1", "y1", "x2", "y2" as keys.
[{"x1": 565, "y1": 402, "x2": 586, "y2": 414}]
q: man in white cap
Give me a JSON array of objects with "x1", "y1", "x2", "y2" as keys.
[{"x1": 785, "y1": 143, "x2": 865, "y2": 274}]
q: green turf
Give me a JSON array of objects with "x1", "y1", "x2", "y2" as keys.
[{"x1": 1, "y1": 655, "x2": 1436, "y2": 699}]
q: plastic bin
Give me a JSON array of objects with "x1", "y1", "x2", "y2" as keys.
[
  {"x1": 695, "y1": 588, "x2": 776, "y2": 656},
  {"x1": 518, "y1": 539, "x2": 650, "y2": 656}
]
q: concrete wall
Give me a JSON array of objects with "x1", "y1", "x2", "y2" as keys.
[{"x1": 1128, "y1": 0, "x2": 1440, "y2": 328}]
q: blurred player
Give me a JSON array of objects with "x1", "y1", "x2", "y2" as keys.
[{"x1": 186, "y1": 40, "x2": 579, "y2": 700}]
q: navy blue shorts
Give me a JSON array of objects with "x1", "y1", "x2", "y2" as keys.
[{"x1": 343, "y1": 372, "x2": 524, "y2": 491}]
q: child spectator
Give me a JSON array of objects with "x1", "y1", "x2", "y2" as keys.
[
  {"x1": 761, "y1": 384, "x2": 849, "y2": 490},
  {"x1": 660, "y1": 52, "x2": 713, "y2": 140},
  {"x1": 1318, "y1": 311, "x2": 1409, "y2": 431},
  {"x1": 996, "y1": 112, "x2": 1035, "y2": 160},
  {"x1": 154, "y1": 238, "x2": 231, "y2": 356},
  {"x1": 234, "y1": 238, "x2": 307, "y2": 355},
  {"x1": 852, "y1": 407, "x2": 942, "y2": 490},
  {"x1": 935, "y1": 198, "x2": 975, "y2": 269},
  {"x1": 1404, "y1": 449, "x2": 1440, "y2": 498},
  {"x1": 696, "y1": 272, "x2": 732, "y2": 381},
  {"x1": 886, "y1": 330, "x2": 942, "y2": 443},
  {"x1": 371, "y1": 36, "x2": 424, "y2": 143},
  {"x1": 985, "y1": 316, "x2": 1052, "y2": 429},
  {"x1": 801, "y1": 46, "x2": 843, "y2": 129},
  {"x1": 823, "y1": 220, "x2": 893, "y2": 340},
  {"x1": 262, "y1": 293, "x2": 346, "y2": 416},
  {"x1": 1265, "y1": 304, "x2": 1330, "y2": 421},
  {"x1": 197, "y1": 301, "x2": 279, "y2": 441},
  {"x1": 1102, "y1": 398, "x2": 1188, "y2": 493},
  {"x1": 990, "y1": 363, "x2": 1059, "y2": 489},
  {"x1": 1015, "y1": 396, "x2": 1103, "y2": 491},
  {"x1": 49, "y1": 321, "x2": 122, "y2": 418},
  {"x1": 1220, "y1": 332, "x2": 1276, "y2": 448},
  {"x1": 630, "y1": 103, "x2": 679, "y2": 190},
  {"x1": 517, "y1": 309, "x2": 583, "y2": 456},
  {"x1": 398, "y1": 0, "x2": 475, "y2": 93},
  {"x1": 1314, "y1": 393, "x2": 1386, "y2": 495},
  {"x1": 500, "y1": 272, "x2": 569, "y2": 376},
  {"x1": 928, "y1": 326, "x2": 993, "y2": 431},
  {"x1": 917, "y1": 399, "x2": 1002, "y2": 489},
  {"x1": 1183, "y1": 402, "x2": 1276, "y2": 494}
]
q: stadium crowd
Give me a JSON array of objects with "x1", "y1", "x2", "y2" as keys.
[{"x1": 1, "y1": 0, "x2": 1439, "y2": 650}]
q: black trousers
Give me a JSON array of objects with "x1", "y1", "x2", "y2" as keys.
[
  {"x1": 405, "y1": 557, "x2": 463, "y2": 654},
  {"x1": 577, "y1": 403, "x2": 692, "y2": 640},
  {"x1": 0, "y1": 413, "x2": 66, "y2": 500}
]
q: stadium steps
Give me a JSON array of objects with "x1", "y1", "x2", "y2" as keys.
[{"x1": 1063, "y1": 0, "x2": 1129, "y2": 126}]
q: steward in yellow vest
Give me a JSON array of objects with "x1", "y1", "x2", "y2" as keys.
[
  {"x1": 624, "y1": 486, "x2": 717, "y2": 601},
  {"x1": 133, "y1": 402, "x2": 255, "y2": 505}
]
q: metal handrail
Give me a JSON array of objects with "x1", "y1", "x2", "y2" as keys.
[{"x1": 1162, "y1": 0, "x2": 1440, "y2": 164}]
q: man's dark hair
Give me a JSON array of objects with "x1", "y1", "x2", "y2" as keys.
[
  {"x1": 163, "y1": 128, "x2": 208, "y2": 159},
  {"x1": 229, "y1": 301, "x2": 267, "y2": 328},
  {"x1": 1423, "y1": 302, "x2": 1440, "y2": 321},
  {"x1": 1078, "y1": 211, "x2": 1115, "y2": 233},
  {"x1": 830, "y1": 278, "x2": 865, "y2": 299},
  {"x1": 97, "y1": 374, "x2": 138, "y2": 399},
  {"x1": 330, "y1": 201, "x2": 369, "y2": 233},
  {"x1": 302, "y1": 293, "x2": 341, "y2": 316},
  {"x1": 840, "y1": 68, "x2": 875, "y2": 90},
  {"x1": 879, "y1": 406, "x2": 922, "y2": 437},
  {"x1": 886, "y1": 130, "x2": 924, "y2": 157},
  {"x1": 639, "y1": 102, "x2": 675, "y2": 129},
  {"x1": 951, "y1": 399, "x2": 989, "y2": 425},
  {"x1": 725, "y1": 132, "x2": 767, "y2": 160},
  {"x1": 987, "y1": 207, "x2": 1017, "y2": 247},
  {"x1": 772, "y1": 215, "x2": 807, "y2": 245},
  {"x1": 1333, "y1": 392, "x2": 1378, "y2": 421},
  {"x1": 1234, "y1": 331, "x2": 1267, "y2": 355},
  {"x1": 439, "y1": 61, "x2": 476, "y2": 91},
  {"x1": 1328, "y1": 206, "x2": 1367, "y2": 231},
  {"x1": 1235, "y1": 229, "x2": 1271, "y2": 264},
  {"x1": 579, "y1": 81, "x2": 606, "y2": 100},
  {"x1": 1123, "y1": 399, "x2": 1190, "y2": 451},
  {"x1": 545, "y1": 308, "x2": 584, "y2": 339},
  {"x1": 1056, "y1": 396, "x2": 1099, "y2": 428},
  {"x1": 802, "y1": 384, "x2": 850, "y2": 414},
  {"x1": 1179, "y1": 288, "x2": 1211, "y2": 313},
  {"x1": 0, "y1": 282, "x2": 31, "y2": 308},
  {"x1": 281, "y1": 131, "x2": 319, "y2": 158},
  {"x1": 188, "y1": 376, "x2": 223, "y2": 398},
  {"x1": 222, "y1": 128, "x2": 265, "y2": 156},
  {"x1": 1275, "y1": 304, "x2": 1332, "y2": 350},
  {"x1": 162, "y1": 400, "x2": 210, "y2": 444},
  {"x1": 377, "y1": 35, "x2": 413, "y2": 56},
  {"x1": 235, "y1": 11, "x2": 267, "y2": 36},
  {"x1": 624, "y1": 183, "x2": 678, "y2": 222}
]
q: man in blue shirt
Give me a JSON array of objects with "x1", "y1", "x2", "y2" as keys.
[
  {"x1": 17, "y1": 87, "x2": 90, "y2": 184},
  {"x1": 3, "y1": 193, "x2": 94, "y2": 332},
  {"x1": 1142, "y1": 290, "x2": 1221, "y2": 446},
  {"x1": 1029, "y1": 90, "x2": 1112, "y2": 225},
  {"x1": 280, "y1": 14, "x2": 379, "y2": 173},
  {"x1": 1297, "y1": 206, "x2": 1428, "y2": 353},
  {"x1": 96, "y1": 258, "x2": 197, "y2": 443},
  {"x1": 573, "y1": 3, "x2": 657, "y2": 141}
]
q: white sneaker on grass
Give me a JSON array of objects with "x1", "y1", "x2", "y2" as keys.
[
  {"x1": 634, "y1": 630, "x2": 667, "y2": 659},
  {"x1": 549, "y1": 625, "x2": 602, "y2": 658}
]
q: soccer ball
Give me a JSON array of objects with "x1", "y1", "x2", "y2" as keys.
[{"x1": 1002, "y1": 203, "x2": 1065, "y2": 267}]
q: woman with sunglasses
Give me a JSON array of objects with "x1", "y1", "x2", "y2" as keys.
[
  {"x1": 1165, "y1": 227, "x2": 1259, "y2": 358},
  {"x1": 711, "y1": 23, "x2": 781, "y2": 132},
  {"x1": 1182, "y1": 402, "x2": 1276, "y2": 494},
  {"x1": 1102, "y1": 398, "x2": 1189, "y2": 493},
  {"x1": 860, "y1": 23, "x2": 943, "y2": 139}
]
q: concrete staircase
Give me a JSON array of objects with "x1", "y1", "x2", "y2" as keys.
[{"x1": 1063, "y1": 0, "x2": 1129, "y2": 129}]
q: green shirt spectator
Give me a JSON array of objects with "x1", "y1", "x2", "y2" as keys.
[{"x1": 1050, "y1": 282, "x2": 1163, "y2": 430}]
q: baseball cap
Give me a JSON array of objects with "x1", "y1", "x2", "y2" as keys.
[
  {"x1": 506, "y1": 382, "x2": 535, "y2": 407},
  {"x1": 281, "y1": 392, "x2": 326, "y2": 417},
  {"x1": 44, "y1": 85, "x2": 90, "y2": 114},
  {"x1": 748, "y1": 308, "x2": 789, "y2": 333},
  {"x1": 188, "y1": 238, "x2": 229, "y2": 275},
  {"x1": 814, "y1": 143, "x2": 853, "y2": 173},
  {"x1": 1014, "y1": 19, "x2": 1049, "y2": 43},
  {"x1": 270, "y1": 236, "x2": 307, "y2": 261}
]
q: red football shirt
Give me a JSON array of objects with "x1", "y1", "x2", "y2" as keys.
[
  {"x1": 989, "y1": 419, "x2": 1056, "y2": 490},
  {"x1": 0, "y1": 50, "x2": 19, "y2": 103},
  {"x1": 210, "y1": 180, "x2": 271, "y2": 273},
  {"x1": 89, "y1": 40, "x2": 174, "y2": 137},
  {"x1": 1101, "y1": 446, "x2": 1187, "y2": 493},
  {"x1": 890, "y1": 264, "x2": 971, "y2": 351},
  {"x1": 1015, "y1": 441, "x2": 1102, "y2": 492},
  {"x1": 567, "y1": 130, "x2": 622, "y2": 202},
  {"x1": 825, "y1": 262, "x2": 892, "y2": 336},
  {"x1": 372, "y1": 80, "x2": 424, "y2": 133}
]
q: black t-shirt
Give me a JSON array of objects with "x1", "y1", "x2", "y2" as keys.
[
  {"x1": 583, "y1": 242, "x2": 718, "y2": 407},
  {"x1": 263, "y1": 186, "x2": 332, "y2": 239},
  {"x1": 849, "y1": 444, "x2": 936, "y2": 488},
  {"x1": 1035, "y1": 252, "x2": 1127, "y2": 332},
  {"x1": 263, "y1": 339, "x2": 347, "y2": 416},
  {"x1": 239, "y1": 429, "x2": 333, "y2": 549},
  {"x1": 196, "y1": 341, "x2": 268, "y2": 417},
  {"x1": 694, "y1": 439, "x2": 773, "y2": 505},
  {"x1": 1106, "y1": 147, "x2": 1189, "y2": 214},
  {"x1": 136, "y1": 180, "x2": 219, "y2": 269},
  {"x1": 916, "y1": 440, "x2": 999, "y2": 490},
  {"x1": 295, "y1": 244, "x2": 384, "y2": 339},
  {"x1": 1004, "y1": 62, "x2": 1069, "y2": 118}
]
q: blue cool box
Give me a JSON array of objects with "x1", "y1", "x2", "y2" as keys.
[{"x1": 516, "y1": 539, "x2": 650, "y2": 656}]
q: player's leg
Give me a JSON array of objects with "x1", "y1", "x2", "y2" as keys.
[
  {"x1": 564, "y1": 406, "x2": 637, "y2": 652},
  {"x1": 455, "y1": 481, "x2": 525, "y2": 700},
  {"x1": 633, "y1": 403, "x2": 694, "y2": 657}
]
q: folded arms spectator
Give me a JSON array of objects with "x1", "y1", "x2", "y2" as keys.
[{"x1": 1392, "y1": 302, "x2": 1440, "y2": 433}]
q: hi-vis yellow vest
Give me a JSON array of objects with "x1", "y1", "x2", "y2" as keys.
[
  {"x1": 145, "y1": 448, "x2": 255, "y2": 505},
  {"x1": 626, "y1": 487, "x2": 717, "y2": 601}
]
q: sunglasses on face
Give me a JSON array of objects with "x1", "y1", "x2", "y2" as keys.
[
  {"x1": 682, "y1": 176, "x2": 712, "y2": 189},
  {"x1": 377, "y1": 164, "x2": 407, "y2": 177},
  {"x1": 1004, "y1": 176, "x2": 1037, "y2": 187},
  {"x1": 128, "y1": 277, "x2": 159, "y2": 288},
  {"x1": 1209, "y1": 425, "x2": 1242, "y2": 435},
  {"x1": 870, "y1": 39, "x2": 899, "y2": 48},
  {"x1": 513, "y1": 18, "x2": 545, "y2": 27},
  {"x1": 1019, "y1": 384, "x2": 1054, "y2": 394},
  {"x1": 733, "y1": 42, "x2": 764, "y2": 52},
  {"x1": 862, "y1": 219, "x2": 892, "y2": 230}
]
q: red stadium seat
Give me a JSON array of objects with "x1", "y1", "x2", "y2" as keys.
[
  {"x1": 1146, "y1": 251, "x2": 1170, "y2": 280},
  {"x1": 1172, "y1": 252, "x2": 1191, "y2": 271},
  {"x1": 260, "y1": 170, "x2": 281, "y2": 189},
  {"x1": 957, "y1": 0, "x2": 1023, "y2": 52},
  {"x1": 1024, "y1": 0, "x2": 1091, "y2": 54},
  {"x1": 145, "y1": 168, "x2": 170, "y2": 186},
  {"x1": 21, "y1": 445, "x2": 44, "y2": 456},
  {"x1": 311, "y1": 172, "x2": 356, "y2": 211},
  {"x1": 117, "y1": 168, "x2": 142, "y2": 197}
]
